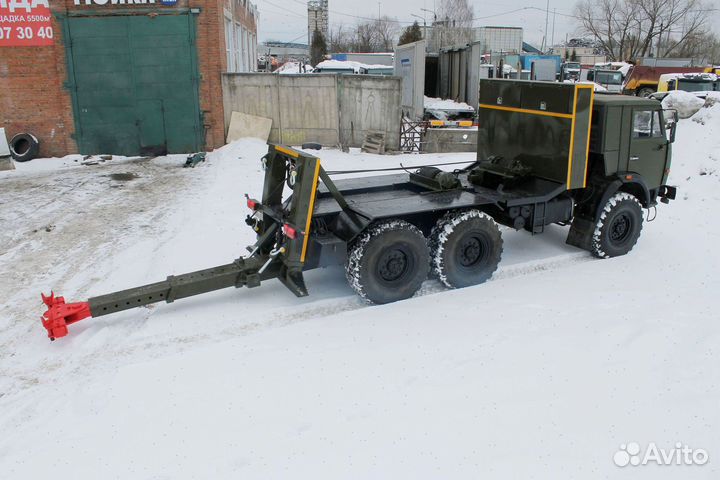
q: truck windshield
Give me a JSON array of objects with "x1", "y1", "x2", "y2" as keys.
[
  {"x1": 596, "y1": 71, "x2": 623, "y2": 85},
  {"x1": 677, "y1": 80, "x2": 716, "y2": 92}
]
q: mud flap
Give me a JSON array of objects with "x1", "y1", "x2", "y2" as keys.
[
  {"x1": 279, "y1": 266, "x2": 309, "y2": 297},
  {"x1": 566, "y1": 215, "x2": 595, "y2": 252}
]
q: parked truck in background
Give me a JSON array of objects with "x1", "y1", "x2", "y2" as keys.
[
  {"x1": 580, "y1": 68, "x2": 624, "y2": 93},
  {"x1": 650, "y1": 72, "x2": 720, "y2": 101},
  {"x1": 623, "y1": 64, "x2": 711, "y2": 97},
  {"x1": 560, "y1": 61, "x2": 581, "y2": 81}
]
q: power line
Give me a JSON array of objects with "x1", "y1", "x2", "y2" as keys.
[
  {"x1": 259, "y1": 0, "x2": 308, "y2": 19},
  {"x1": 258, "y1": 7, "x2": 306, "y2": 20},
  {"x1": 262, "y1": 2, "x2": 718, "y2": 31}
]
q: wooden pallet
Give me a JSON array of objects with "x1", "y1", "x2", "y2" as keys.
[{"x1": 361, "y1": 130, "x2": 386, "y2": 155}]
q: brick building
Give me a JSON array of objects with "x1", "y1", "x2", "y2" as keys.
[{"x1": 0, "y1": 0, "x2": 257, "y2": 158}]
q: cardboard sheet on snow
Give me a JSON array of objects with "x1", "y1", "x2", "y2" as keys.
[
  {"x1": 226, "y1": 112, "x2": 273, "y2": 143},
  {"x1": 0, "y1": 128, "x2": 14, "y2": 171}
]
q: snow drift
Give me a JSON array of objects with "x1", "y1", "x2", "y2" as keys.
[
  {"x1": 0, "y1": 104, "x2": 719, "y2": 479},
  {"x1": 661, "y1": 90, "x2": 706, "y2": 118}
]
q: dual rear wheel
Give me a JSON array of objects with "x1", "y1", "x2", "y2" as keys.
[{"x1": 345, "y1": 211, "x2": 503, "y2": 304}]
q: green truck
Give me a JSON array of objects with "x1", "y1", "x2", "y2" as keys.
[{"x1": 41, "y1": 79, "x2": 677, "y2": 340}]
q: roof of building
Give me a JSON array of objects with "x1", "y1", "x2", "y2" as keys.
[
  {"x1": 262, "y1": 41, "x2": 309, "y2": 49},
  {"x1": 522, "y1": 42, "x2": 542, "y2": 54}
]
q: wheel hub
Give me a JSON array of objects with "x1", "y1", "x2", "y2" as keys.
[
  {"x1": 456, "y1": 234, "x2": 488, "y2": 268},
  {"x1": 459, "y1": 237, "x2": 482, "y2": 266},
  {"x1": 378, "y1": 249, "x2": 409, "y2": 282},
  {"x1": 610, "y1": 214, "x2": 632, "y2": 243}
]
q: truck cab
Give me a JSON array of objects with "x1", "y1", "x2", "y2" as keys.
[
  {"x1": 560, "y1": 62, "x2": 581, "y2": 81},
  {"x1": 654, "y1": 72, "x2": 719, "y2": 99},
  {"x1": 582, "y1": 68, "x2": 624, "y2": 93},
  {"x1": 587, "y1": 94, "x2": 675, "y2": 201}
]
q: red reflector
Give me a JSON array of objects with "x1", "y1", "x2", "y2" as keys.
[
  {"x1": 283, "y1": 224, "x2": 297, "y2": 239},
  {"x1": 247, "y1": 199, "x2": 258, "y2": 210}
]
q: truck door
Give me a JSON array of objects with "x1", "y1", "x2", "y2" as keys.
[{"x1": 628, "y1": 108, "x2": 667, "y2": 188}]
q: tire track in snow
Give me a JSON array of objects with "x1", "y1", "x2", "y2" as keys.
[{"x1": 0, "y1": 247, "x2": 596, "y2": 410}]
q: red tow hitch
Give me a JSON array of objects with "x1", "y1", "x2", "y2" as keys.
[{"x1": 40, "y1": 293, "x2": 92, "y2": 341}]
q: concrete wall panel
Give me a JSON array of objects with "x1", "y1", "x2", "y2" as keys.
[{"x1": 222, "y1": 73, "x2": 402, "y2": 149}]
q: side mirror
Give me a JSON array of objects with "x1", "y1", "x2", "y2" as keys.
[{"x1": 663, "y1": 109, "x2": 679, "y2": 143}]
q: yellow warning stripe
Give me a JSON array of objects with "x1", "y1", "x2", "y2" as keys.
[
  {"x1": 300, "y1": 160, "x2": 321, "y2": 263},
  {"x1": 478, "y1": 103, "x2": 574, "y2": 119},
  {"x1": 275, "y1": 145, "x2": 300, "y2": 158},
  {"x1": 582, "y1": 86, "x2": 595, "y2": 188},
  {"x1": 566, "y1": 86, "x2": 580, "y2": 189}
]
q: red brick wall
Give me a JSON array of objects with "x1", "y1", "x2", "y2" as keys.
[
  {"x1": 0, "y1": 0, "x2": 257, "y2": 158},
  {"x1": 0, "y1": 13, "x2": 75, "y2": 158}
]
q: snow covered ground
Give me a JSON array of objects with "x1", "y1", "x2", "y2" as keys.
[
  {"x1": 424, "y1": 96, "x2": 475, "y2": 112},
  {"x1": 0, "y1": 104, "x2": 719, "y2": 478}
]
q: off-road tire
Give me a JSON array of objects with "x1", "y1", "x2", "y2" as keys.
[
  {"x1": 9, "y1": 133, "x2": 39, "y2": 162},
  {"x1": 430, "y1": 210, "x2": 503, "y2": 288},
  {"x1": 636, "y1": 87, "x2": 655, "y2": 98},
  {"x1": 591, "y1": 192, "x2": 644, "y2": 259},
  {"x1": 346, "y1": 220, "x2": 430, "y2": 304}
]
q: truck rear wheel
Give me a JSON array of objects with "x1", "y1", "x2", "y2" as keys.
[
  {"x1": 430, "y1": 210, "x2": 503, "y2": 288},
  {"x1": 592, "y1": 192, "x2": 644, "y2": 258},
  {"x1": 346, "y1": 220, "x2": 430, "y2": 304},
  {"x1": 636, "y1": 87, "x2": 655, "y2": 98}
]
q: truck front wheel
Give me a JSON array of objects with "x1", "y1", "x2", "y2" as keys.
[
  {"x1": 430, "y1": 210, "x2": 503, "y2": 288},
  {"x1": 346, "y1": 220, "x2": 430, "y2": 304},
  {"x1": 592, "y1": 192, "x2": 644, "y2": 258}
]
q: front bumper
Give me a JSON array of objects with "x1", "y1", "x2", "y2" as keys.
[{"x1": 658, "y1": 185, "x2": 677, "y2": 204}]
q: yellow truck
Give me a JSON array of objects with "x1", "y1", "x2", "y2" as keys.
[{"x1": 623, "y1": 65, "x2": 718, "y2": 97}]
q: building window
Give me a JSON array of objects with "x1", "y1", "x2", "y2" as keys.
[
  {"x1": 235, "y1": 23, "x2": 247, "y2": 72},
  {"x1": 225, "y1": 17, "x2": 235, "y2": 72}
]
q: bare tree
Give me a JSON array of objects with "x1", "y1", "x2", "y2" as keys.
[
  {"x1": 433, "y1": 0, "x2": 475, "y2": 49},
  {"x1": 354, "y1": 22, "x2": 376, "y2": 52},
  {"x1": 329, "y1": 24, "x2": 353, "y2": 52},
  {"x1": 574, "y1": 0, "x2": 710, "y2": 61},
  {"x1": 666, "y1": 31, "x2": 720, "y2": 62},
  {"x1": 328, "y1": 16, "x2": 400, "y2": 53},
  {"x1": 374, "y1": 16, "x2": 400, "y2": 51}
]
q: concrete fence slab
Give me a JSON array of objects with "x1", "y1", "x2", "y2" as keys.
[{"x1": 222, "y1": 73, "x2": 401, "y2": 150}]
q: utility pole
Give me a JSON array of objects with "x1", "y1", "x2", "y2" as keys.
[
  {"x1": 410, "y1": 13, "x2": 427, "y2": 28},
  {"x1": 551, "y1": 8, "x2": 556, "y2": 51},
  {"x1": 543, "y1": 0, "x2": 549, "y2": 52}
]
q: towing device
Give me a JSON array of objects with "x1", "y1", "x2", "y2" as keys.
[{"x1": 41, "y1": 80, "x2": 677, "y2": 340}]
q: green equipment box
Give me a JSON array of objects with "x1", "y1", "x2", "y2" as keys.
[{"x1": 477, "y1": 79, "x2": 594, "y2": 190}]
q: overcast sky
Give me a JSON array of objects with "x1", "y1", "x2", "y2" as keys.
[
  {"x1": 256, "y1": 0, "x2": 591, "y2": 48},
  {"x1": 255, "y1": 0, "x2": 720, "y2": 53}
]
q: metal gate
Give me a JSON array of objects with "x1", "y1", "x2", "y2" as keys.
[{"x1": 63, "y1": 13, "x2": 202, "y2": 156}]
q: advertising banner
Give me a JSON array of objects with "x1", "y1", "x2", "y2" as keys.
[{"x1": 0, "y1": 0, "x2": 53, "y2": 47}]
